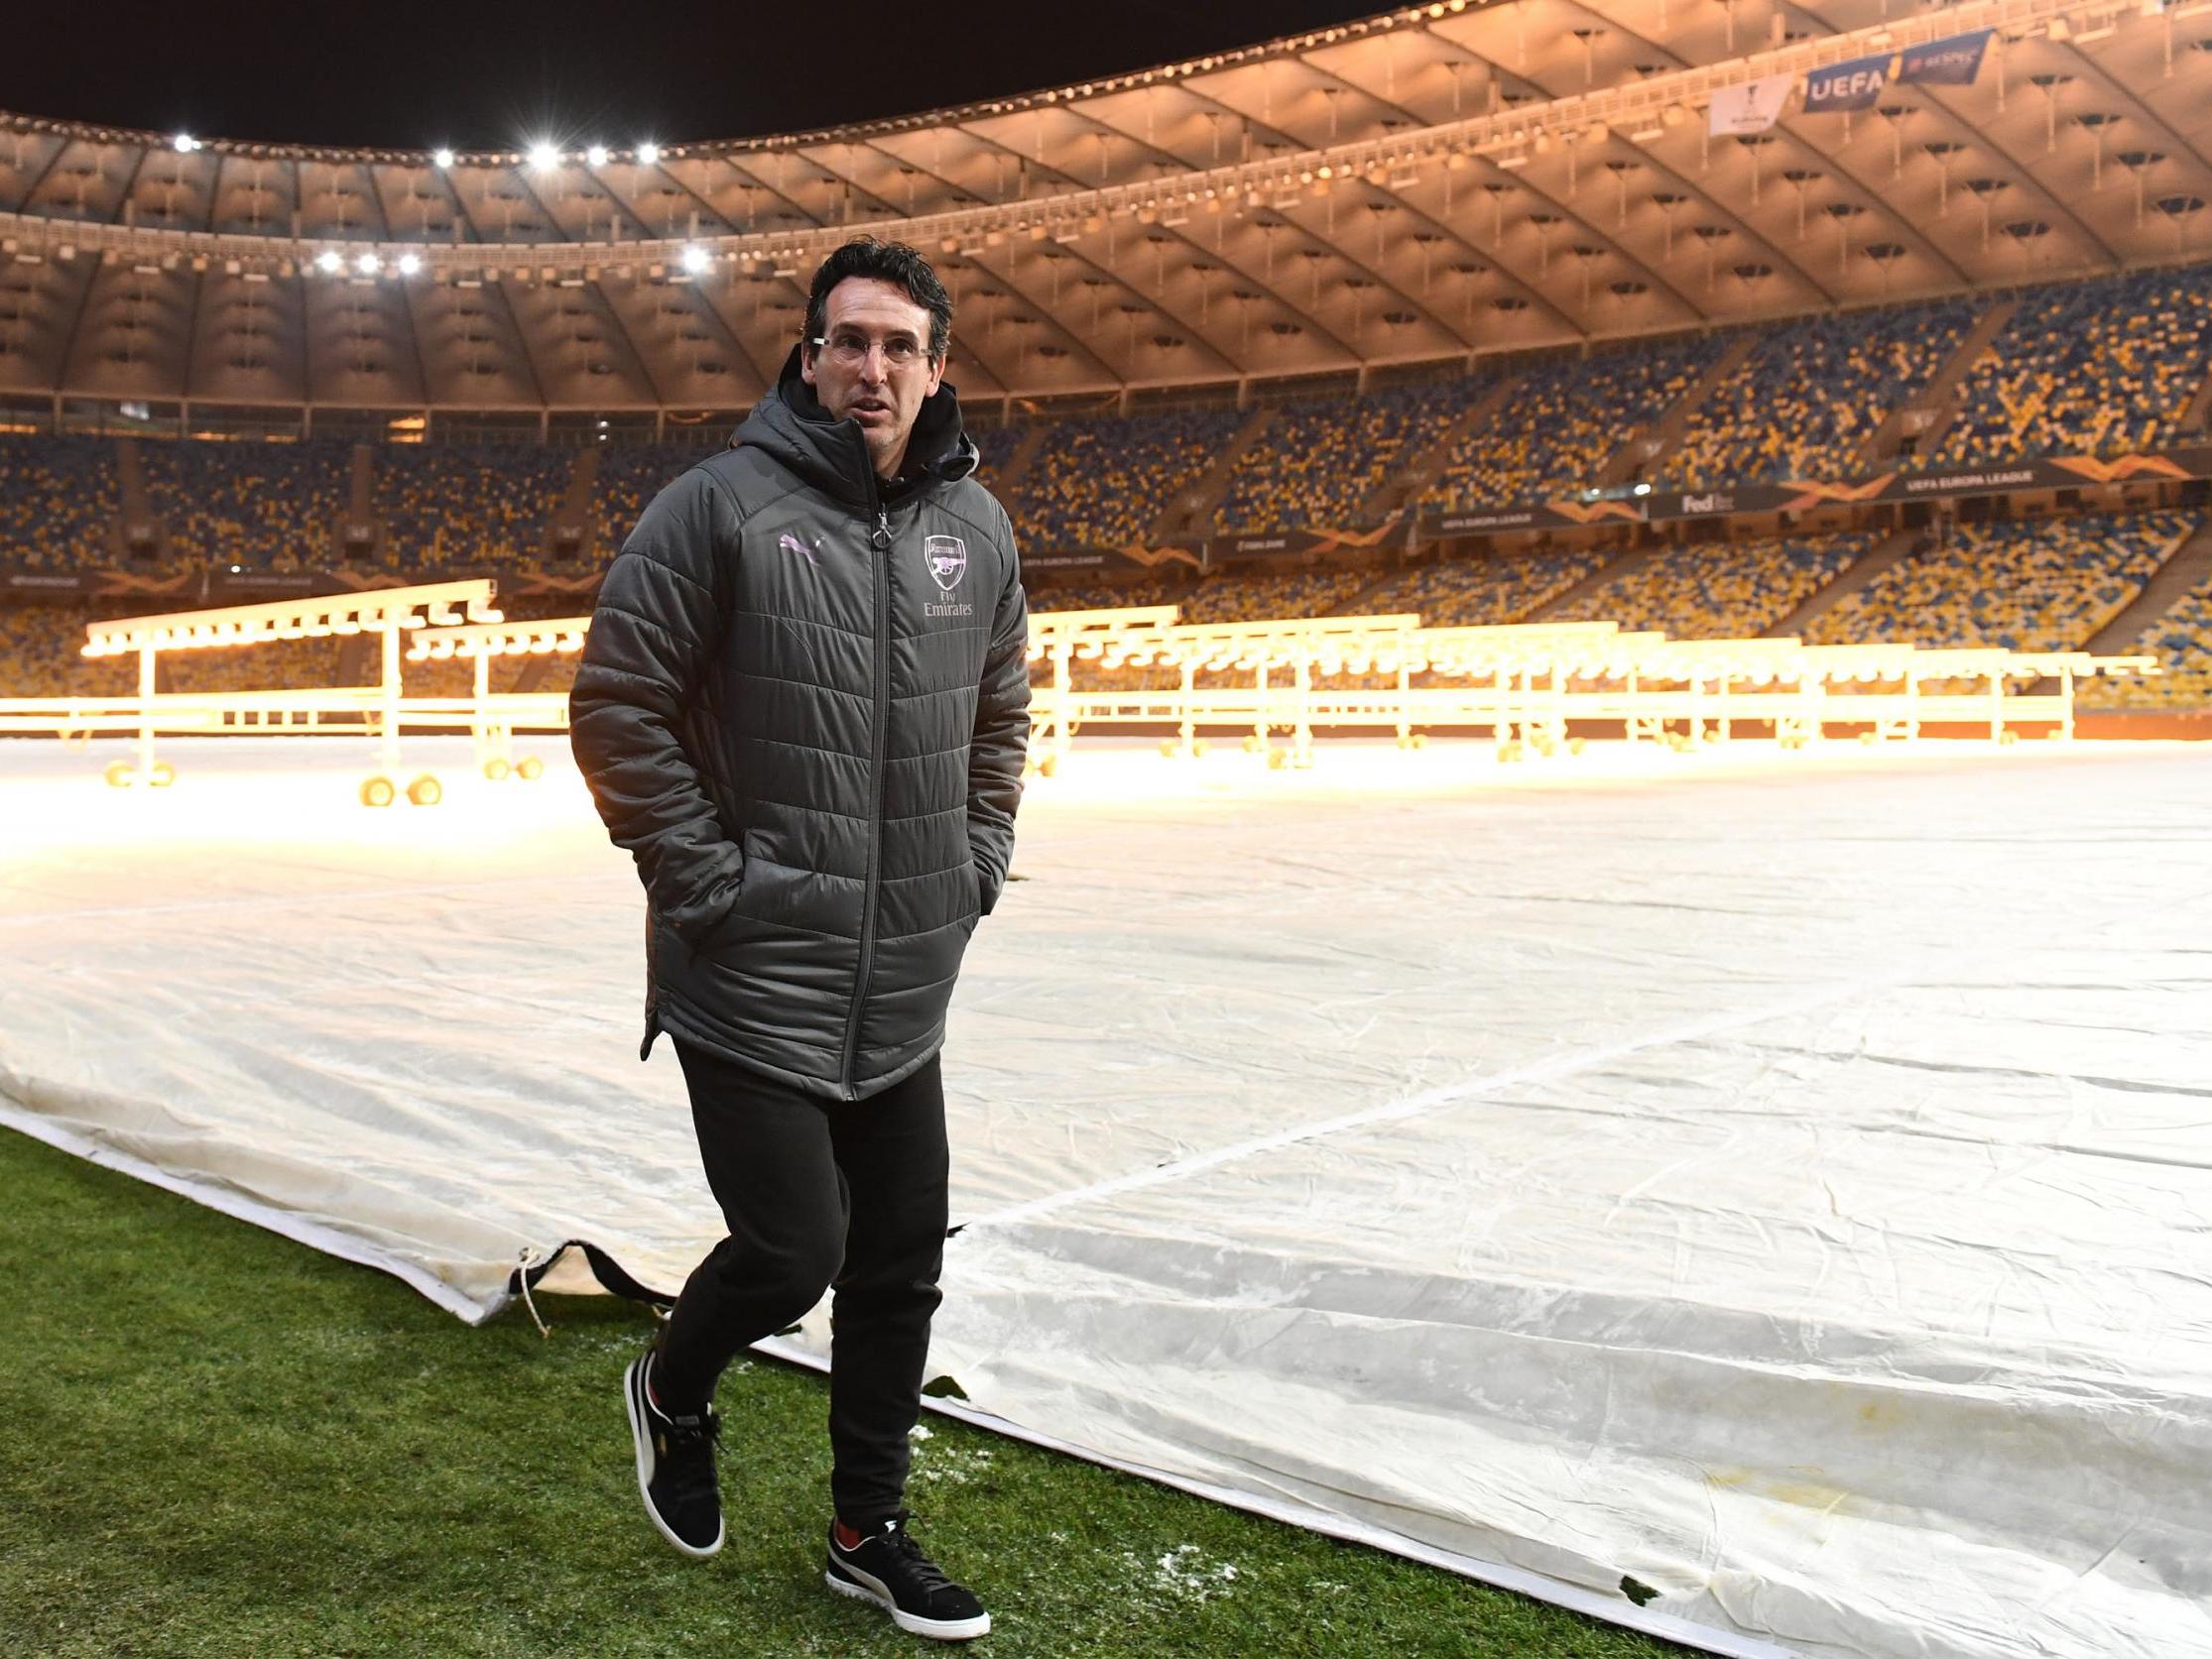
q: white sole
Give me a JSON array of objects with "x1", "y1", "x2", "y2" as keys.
[
  {"x1": 825, "y1": 1564, "x2": 991, "y2": 1640},
  {"x1": 625, "y1": 1356, "x2": 724, "y2": 1559}
]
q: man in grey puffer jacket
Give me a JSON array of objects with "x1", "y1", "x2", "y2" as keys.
[{"x1": 571, "y1": 238, "x2": 1027, "y2": 1642}]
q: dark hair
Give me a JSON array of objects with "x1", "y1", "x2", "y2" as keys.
[{"x1": 802, "y1": 238, "x2": 953, "y2": 364}]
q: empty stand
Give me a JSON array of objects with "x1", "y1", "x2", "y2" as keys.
[
  {"x1": 0, "y1": 434, "x2": 121, "y2": 569},
  {"x1": 1219, "y1": 384, "x2": 1466, "y2": 535},
  {"x1": 1547, "y1": 535, "x2": 1872, "y2": 639},
  {"x1": 1152, "y1": 406, "x2": 1272, "y2": 539},
  {"x1": 1631, "y1": 334, "x2": 1757, "y2": 481},
  {"x1": 1807, "y1": 512, "x2": 2193, "y2": 653},
  {"x1": 1939, "y1": 268, "x2": 2212, "y2": 462},
  {"x1": 1525, "y1": 547, "x2": 1652, "y2": 623},
  {"x1": 113, "y1": 438, "x2": 160, "y2": 562},
  {"x1": 550, "y1": 448, "x2": 600, "y2": 563},
  {"x1": 988, "y1": 422, "x2": 1049, "y2": 496},
  {"x1": 1005, "y1": 409, "x2": 1245, "y2": 548},
  {"x1": 1360, "y1": 548, "x2": 1614, "y2": 628},
  {"x1": 1665, "y1": 302, "x2": 1978, "y2": 489},
  {"x1": 2079, "y1": 531, "x2": 2212, "y2": 708},
  {"x1": 1862, "y1": 297, "x2": 2018, "y2": 467},
  {"x1": 1765, "y1": 529, "x2": 1920, "y2": 637},
  {"x1": 2081, "y1": 517, "x2": 2212, "y2": 657},
  {"x1": 1355, "y1": 376, "x2": 1519, "y2": 521},
  {"x1": 1420, "y1": 337, "x2": 1728, "y2": 510}
]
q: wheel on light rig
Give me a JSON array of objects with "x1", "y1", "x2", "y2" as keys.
[
  {"x1": 516, "y1": 757, "x2": 544, "y2": 780},
  {"x1": 407, "y1": 774, "x2": 443, "y2": 807},
  {"x1": 360, "y1": 775, "x2": 398, "y2": 808},
  {"x1": 483, "y1": 757, "x2": 512, "y2": 781},
  {"x1": 147, "y1": 762, "x2": 176, "y2": 787},
  {"x1": 104, "y1": 760, "x2": 133, "y2": 788}
]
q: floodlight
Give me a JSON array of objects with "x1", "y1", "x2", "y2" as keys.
[
  {"x1": 356, "y1": 253, "x2": 381, "y2": 275},
  {"x1": 586, "y1": 145, "x2": 609, "y2": 167},
  {"x1": 315, "y1": 250, "x2": 342, "y2": 274},
  {"x1": 680, "y1": 245, "x2": 711, "y2": 274},
  {"x1": 397, "y1": 253, "x2": 421, "y2": 276},
  {"x1": 432, "y1": 148, "x2": 455, "y2": 169},
  {"x1": 637, "y1": 142, "x2": 661, "y2": 165},
  {"x1": 173, "y1": 133, "x2": 197, "y2": 153},
  {"x1": 529, "y1": 142, "x2": 560, "y2": 172}
]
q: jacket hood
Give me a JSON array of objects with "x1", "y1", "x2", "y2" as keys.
[{"x1": 732, "y1": 344, "x2": 978, "y2": 508}]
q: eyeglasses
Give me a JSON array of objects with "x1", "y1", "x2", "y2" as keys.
[{"x1": 809, "y1": 330, "x2": 929, "y2": 371}]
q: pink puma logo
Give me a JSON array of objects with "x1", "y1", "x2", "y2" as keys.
[{"x1": 777, "y1": 532, "x2": 819, "y2": 567}]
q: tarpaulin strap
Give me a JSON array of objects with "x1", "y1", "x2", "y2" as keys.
[{"x1": 506, "y1": 1239, "x2": 678, "y2": 1314}]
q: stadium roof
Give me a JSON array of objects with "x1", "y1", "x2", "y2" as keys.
[{"x1": 1, "y1": 0, "x2": 2208, "y2": 413}]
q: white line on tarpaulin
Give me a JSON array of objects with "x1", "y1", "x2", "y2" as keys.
[{"x1": 958, "y1": 978, "x2": 1888, "y2": 1233}]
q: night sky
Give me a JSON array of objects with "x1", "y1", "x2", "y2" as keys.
[{"x1": 2, "y1": 0, "x2": 1391, "y2": 151}]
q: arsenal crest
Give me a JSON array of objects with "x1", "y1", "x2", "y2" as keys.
[{"x1": 923, "y1": 534, "x2": 967, "y2": 592}]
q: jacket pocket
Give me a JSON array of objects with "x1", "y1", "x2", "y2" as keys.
[
  {"x1": 960, "y1": 857, "x2": 984, "y2": 933},
  {"x1": 727, "y1": 826, "x2": 811, "y2": 932}
]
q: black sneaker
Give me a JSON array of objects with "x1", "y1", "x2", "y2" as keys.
[
  {"x1": 825, "y1": 1515, "x2": 991, "y2": 1640},
  {"x1": 623, "y1": 1350, "x2": 723, "y2": 1558}
]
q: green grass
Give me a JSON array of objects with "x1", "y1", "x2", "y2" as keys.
[{"x1": 0, "y1": 1127, "x2": 1696, "y2": 1657}]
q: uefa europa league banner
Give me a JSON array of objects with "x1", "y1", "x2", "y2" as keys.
[
  {"x1": 1412, "y1": 444, "x2": 2212, "y2": 540},
  {"x1": 1804, "y1": 53, "x2": 1894, "y2": 113},
  {"x1": 1707, "y1": 72, "x2": 1794, "y2": 136},
  {"x1": 1898, "y1": 30, "x2": 1994, "y2": 86},
  {"x1": 1208, "y1": 520, "x2": 1413, "y2": 563}
]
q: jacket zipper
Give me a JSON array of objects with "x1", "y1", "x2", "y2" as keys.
[{"x1": 838, "y1": 497, "x2": 894, "y2": 1093}]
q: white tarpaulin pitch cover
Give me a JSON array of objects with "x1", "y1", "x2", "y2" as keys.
[{"x1": 2, "y1": 734, "x2": 2207, "y2": 1659}]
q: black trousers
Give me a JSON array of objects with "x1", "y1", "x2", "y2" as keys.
[{"x1": 656, "y1": 1038, "x2": 948, "y2": 1528}]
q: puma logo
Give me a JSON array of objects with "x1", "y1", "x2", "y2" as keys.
[{"x1": 777, "y1": 532, "x2": 819, "y2": 566}]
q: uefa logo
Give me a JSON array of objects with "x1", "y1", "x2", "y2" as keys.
[{"x1": 923, "y1": 534, "x2": 967, "y2": 592}]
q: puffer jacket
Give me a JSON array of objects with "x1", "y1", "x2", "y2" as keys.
[{"x1": 570, "y1": 350, "x2": 1030, "y2": 1102}]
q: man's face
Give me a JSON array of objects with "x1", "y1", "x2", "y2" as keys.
[{"x1": 800, "y1": 276, "x2": 944, "y2": 481}]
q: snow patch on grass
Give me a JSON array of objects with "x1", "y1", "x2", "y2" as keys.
[{"x1": 1129, "y1": 1543, "x2": 1240, "y2": 1605}]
